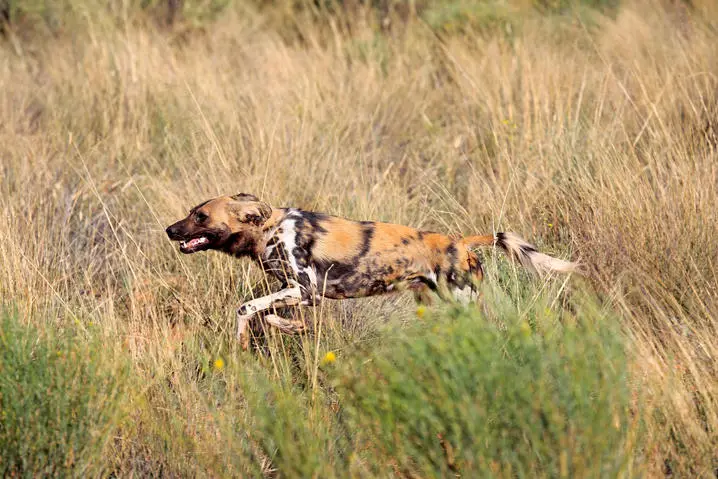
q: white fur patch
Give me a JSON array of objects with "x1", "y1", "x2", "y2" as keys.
[
  {"x1": 452, "y1": 286, "x2": 477, "y2": 305},
  {"x1": 272, "y1": 212, "x2": 319, "y2": 291},
  {"x1": 499, "y1": 232, "x2": 577, "y2": 274},
  {"x1": 278, "y1": 218, "x2": 301, "y2": 275},
  {"x1": 238, "y1": 286, "x2": 303, "y2": 317},
  {"x1": 305, "y1": 266, "x2": 318, "y2": 289}
]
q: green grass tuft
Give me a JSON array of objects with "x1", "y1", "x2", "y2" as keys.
[{"x1": 0, "y1": 309, "x2": 132, "y2": 477}]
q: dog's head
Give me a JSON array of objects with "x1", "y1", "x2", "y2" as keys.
[{"x1": 165, "y1": 193, "x2": 272, "y2": 256}]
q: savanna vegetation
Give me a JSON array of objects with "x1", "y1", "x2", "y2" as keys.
[{"x1": 0, "y1": 0, "x2": 716, "y2": 476}]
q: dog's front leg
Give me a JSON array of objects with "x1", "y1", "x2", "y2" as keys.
[
  {"x1": 236, "y1": 286, "x2": 305, "y2": 350},
  {"x1": 236, "y1": 312, "x2": 253, "y2": 351}
]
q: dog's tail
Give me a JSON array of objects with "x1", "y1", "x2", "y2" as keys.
[{"x1": 460, "y1": 232, "x2": 577, "y2": 275}]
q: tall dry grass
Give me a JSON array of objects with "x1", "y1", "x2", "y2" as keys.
[{"x1": 0, "y1": 0, "x2": 716, "y2": 476}]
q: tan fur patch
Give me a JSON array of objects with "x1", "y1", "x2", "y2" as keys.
[
  {"x1": 369, "y1": 223, "x2": 419, "y2": 252},
  {"x1": 312, "y1": 218, "x2": 364, "y2": 262}
]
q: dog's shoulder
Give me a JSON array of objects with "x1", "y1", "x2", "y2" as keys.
[{"x1": 277, "y1": 209, "x2": 369, "y2": 263}]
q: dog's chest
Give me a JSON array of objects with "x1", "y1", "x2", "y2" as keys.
[{"x1": 260, "y1": 213, "x2": 318, "y2": 289}]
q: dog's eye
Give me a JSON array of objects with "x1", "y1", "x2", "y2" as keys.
[{"x1": 195, "y1": 212, "x2": 208, "y2": 223}]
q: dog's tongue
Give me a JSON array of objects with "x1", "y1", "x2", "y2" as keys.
[{"x1": 181, "y1": 237, "x2": 208, "y2": 250}]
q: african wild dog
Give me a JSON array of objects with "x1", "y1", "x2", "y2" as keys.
[{"x1": 166, "y1": 193, "x2": 576, "y2": 349}]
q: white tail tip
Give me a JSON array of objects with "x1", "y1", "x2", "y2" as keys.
[{"x1": 496, "y1": 232, "x2": 577, "y2": 275}]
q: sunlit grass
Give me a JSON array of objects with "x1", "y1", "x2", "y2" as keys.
[{"x1": 0, "y1": 0, "x2": 716, "y2": 476}]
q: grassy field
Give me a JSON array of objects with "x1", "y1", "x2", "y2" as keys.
[{"x1": 1, "y1": 0, "x2": 717, "y2": 476}]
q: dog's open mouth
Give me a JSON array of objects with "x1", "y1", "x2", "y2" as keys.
[{"x1": 179, "y1": 236, "x2": 210, "y2": 254}]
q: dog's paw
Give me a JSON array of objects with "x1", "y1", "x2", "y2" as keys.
[{"x1": 264, "y1": 314, "x2": 306, "y2": 334}]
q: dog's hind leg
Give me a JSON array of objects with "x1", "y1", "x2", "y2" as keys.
[
  {"x1": 411, "y1": 283, "x2": 435, "y2": 306},
  {"x1": 264, "y1": 314, "x2": 307, "y2": 333},
  {"x1": 236, "y1": 286, "x2": 305, "y2": 350}
]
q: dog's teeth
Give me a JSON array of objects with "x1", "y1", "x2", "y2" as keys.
[{"x1": 181, "y1": 237, "x2": 208, "y2": 249}]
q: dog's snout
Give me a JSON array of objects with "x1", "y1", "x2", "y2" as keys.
[{"x1": 166, "y1": 224, "x2": 180, "y2": 239}]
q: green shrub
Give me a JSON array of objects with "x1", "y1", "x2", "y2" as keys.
[
  {"x1": 336, "y1": 294, "x2": 636, "y2": 477},
  {"x1": 420, "y1": 0, "x2": 620, "y2": 36},
  {"x1": 0, "y1": 309, "x2": 131, "y2": 477},
  {"x1": 237, "y1": 362, "x2": 349, "y2": 478},
  {"x1": 533, "y1": 0, "x2": 620, "y2": 15},
  {"x1": 421, "y1": 0, "x2": 519, "y2": 35},
  {"x1": 0, "y1": 0, "x2": 231, "y2": 35}
]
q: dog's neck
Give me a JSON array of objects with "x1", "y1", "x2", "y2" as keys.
[
  {"x1": 221, "y1": 232, "x2": 261, "y2": 259},
  {"x1": 222, "y1": 208, "x2": 288, "y2": 260},
  {"x1": 256, "y1": 208, "x2": 289, "y2": 257},
  {"x1": 262, "y1": 208, "x2": 288, "y2": 235}
]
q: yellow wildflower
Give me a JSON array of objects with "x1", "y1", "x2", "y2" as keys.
[
  {"x1": 322, "y1": 351, "x2": 336, "y2": 365},
  {"x1": 213, "y1": 358, "x2": 225, "y2": 371},
  {"x1": 416, "y1": 305, "x2": 427, "y2": 318}
]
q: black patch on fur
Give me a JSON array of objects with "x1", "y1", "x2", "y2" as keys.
[
  {"x1": 293, "y1": 246, "x2": 310, "y2": 268},
  {"x1": 301, "y1": 211, "x2": 329, "y2": 234},
  {"x1": 265, "y1": 236, "x2": 281, "y2": 249},
  {"x1": 316, "y1": 260, "x2": 356, "y2": 279},
  {"x1": 357, "y1": 222, "x2": 375, "y2": 258},
  {"x1": 290, "y1": 215, "x2": 317, "y2": 266},
  {"x1": 297, "y1": 271, "x2": 311, "y2": 287},
  {"x1": 261, "y1": 243, "x2": 296, "y2": 283},
  {"x1": 215, "y1": 231, "x2": 256, "y2": 258},
  {"x1": 415, "y1": 276, "x2": 438, "y2": 291},
  {"x1": 444, "y1": 242, "x2": 458, "y2": 284}
]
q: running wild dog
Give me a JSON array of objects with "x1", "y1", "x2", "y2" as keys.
[{"x1": 166, "y1": 193, "x2": 576, "y2": 349}]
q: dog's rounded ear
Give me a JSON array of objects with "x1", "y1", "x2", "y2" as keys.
[
  {"x1": 231, "y1": 193, "x2": 260, "y2": 202},
  {"x1": 248, "y1": 201, "x2": 272, "y2": 225},
  {"x1": 228, "y1": 196, "x2": 272, "y2": 226}
]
